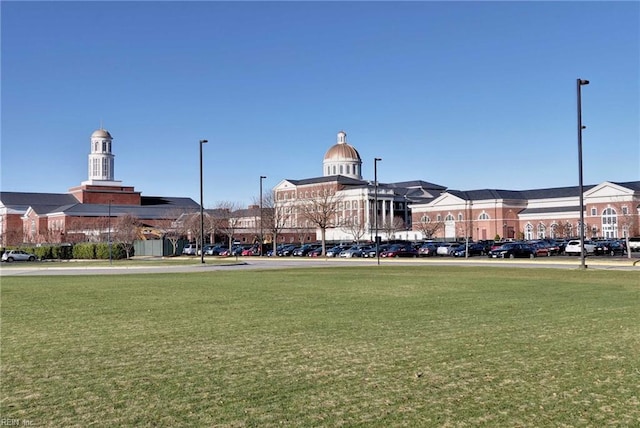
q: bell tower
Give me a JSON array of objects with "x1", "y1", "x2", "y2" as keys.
[{"x1": 69, "y1": 127, "x2": 141, "y2": 204}]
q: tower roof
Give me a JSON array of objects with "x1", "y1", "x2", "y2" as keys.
[
  {"x1": 323, "y1": 131, "x2": 361, "y2": 161},
  {"x1": 91, "y1": 128, "x2": 112, "y2": 139}
]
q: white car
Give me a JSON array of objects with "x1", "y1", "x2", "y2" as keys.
[
  {"x1": 436, "y1": 243, "x2": 461, "y2": 256},
  {"x1": 564, "y1": 240, "x2": 596, "y2": 256},
  {"x1": 2, "y1": 250, "x2": 37, "y2": 262},
  {"x1": 181, "y1": 244, "x2": 198, "y2": 255}
]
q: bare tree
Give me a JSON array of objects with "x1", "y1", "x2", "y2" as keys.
[
  {"x1": 262, "y1": 192, "x2": 290, "y2": 256},
  {"x1": 339, "y1": 217, "x2": 367, "y2": 243},
  {"x1": 380, "y1": 216, "x2": 405, "y2": 241},
  {"x1": 216, "y1": 202, "x2": 243, "y2": 253},
  {"x1": 296, "y1": 184, "x2": 343, "y2": 256},
  {"x1": 415, "y1": 216, "x2": 444, "y2": 240},
  {"x1": 558, "y1": 220, "x2": 573, "y2": 238},
  {"x1": 158, "y1": 208, "x2": 194, "y2": 256},
  {"x1": 114, "y1": 213, "x2": 141, "y2": 259}
]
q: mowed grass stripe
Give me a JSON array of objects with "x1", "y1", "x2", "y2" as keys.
[{"x1": 1, "y1": 266, "x2": 638, "y2": 427}]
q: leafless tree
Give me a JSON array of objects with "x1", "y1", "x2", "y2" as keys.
[
  {"x1": 339, "y1": 216, "x2": 367, "y2": 243},
  {"x1": 158, "y1": 208, "x2": 194, "y2": 256},
  {"x1": 558, "y1": 220, "x2": 573, "y2": 238},
  {"x1": 114, "y1": 213, "x2": 141, "y2": 259},
  {"x1": 415, "y1": 216, "x2": 444, "y2": 240},
  {"x1": 296, "y1": 184, "x2": 344, "y2": 256},
  {"x1": 262, "y1": 192, "x2": 290, "y2": 255},
  {"x1": 381, "y1": 216, "x2": 405, "y2": 241},
  {"x1": 216, "y1": 201, "x2": 243, "y2": 252}
]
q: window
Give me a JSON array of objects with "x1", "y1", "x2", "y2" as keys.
[
  {"x1": 537, "y1": 223, "x2": 546, "y2": 239},
  {"x1": 346, "y1": 165, "x2": 351, "y2": 174},
  {"x1": 591, "y1": 207, "x2": 597, "y2": 216},
  {"x1": 525, "y1": 223, "x2": 534, "y2": 240},
  {"x1": 436, "y1": 214, "x2": 442, "y2": 222},
  {"x1": 445, "y1": 214, "x2": 454, "y2": 221},
  {"x1": 622, "y1": 206, "x2": 628, "y2": 215},
  {"x1": 601, "y1": 207, "x2": 618, "y2": 239},
  {"x1": 458, "y1": 213, "x2": 463, "y2": 221},
  {"x1": 478, "y1": 212, "x2": 490, "y2": 220},
  {"x1": 421, "y1": 215, "x2": 430, "y2": 223}
]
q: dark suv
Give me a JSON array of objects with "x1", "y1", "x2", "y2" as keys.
[{"x1": 488, "y1": 242, "x2": 535, "y2": 259}]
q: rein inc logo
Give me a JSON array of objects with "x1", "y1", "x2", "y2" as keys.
[{"x1": 0, "y1": 420, "x2": 34, "y2": 426}]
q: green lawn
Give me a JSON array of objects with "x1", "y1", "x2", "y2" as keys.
[{"x1": 1, "y1": 266, "x2": 638, "y2": 427}]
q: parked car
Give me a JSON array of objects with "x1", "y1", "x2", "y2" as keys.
[
  {"x1": 436, "y1": 243, "x2": 462, "y2": 256},
  {"x1": 528, "y1": 241, "x2": 552, "y2": 257},
  {"x1": 308, "y1": 247, "x2": 324, "y2": 257},
  {"x1": 204, "y1": 245, "x2": 225, "y2": 256},
  {"x1": 272, "y1": 244, "x2": 294, "y2": 256},
  {"x1": 380, "y1": 244, "x2": 419, "y2": 258},
  {"x1": 418, "y1": 243, "x2": 438, "y2": 257},
  {"x1": 594, "y1": 240, "x2": 626, "y2": 256},
  {"x1": 452, "y1": 243, "x2": 485, "y2": 257},
  {"x1": 564, "y1": 240, "x2": 596, "y2": 256},
  {"x1": 488, "y1": 242, "x2": 536, "y2": 259},
  {"x1": 2, "y1": 250, "x2": 37, "y2": 262},
  {"x1": 364, "y1": 244, "x2": 389, "y2": 258},
  {"x1": 628, "y1": 237, "x2": 640, "y2": 252},
  {"x1": 339, "y1": 245, "x2": 371, "y2": 258},
  {"x1": 292, "y1": 244, "x2": 321, "y2": 257},
  {"x1": 181, "y1": 243, "x2": 198, "y2": 255},
  {"x1": 326, "y1": 245, "x2": 350, "y2": 257}
]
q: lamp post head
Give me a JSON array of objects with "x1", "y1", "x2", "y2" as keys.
[
  {"x1": 260, "y1": 175, "x2": 267, "y2": 180},
  {"x1": 578, "y1": 79, "x2": 589, "y2": 86},
  {"x1": 375, "y1": 157, "x2": 382, "y2": 162},
  {"x1": 200, "y1": 139, "x2": 208, "y2": 144}
]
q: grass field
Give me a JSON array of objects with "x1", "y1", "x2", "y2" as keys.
[{"x1": 1, "y1": 266, "x2": 638, "y2": 427}]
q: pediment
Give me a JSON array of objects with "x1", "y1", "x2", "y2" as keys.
[
  {"x1": 584, "y1": 181, "x2": 634, "y2": 198},
  {"x1": 426, "y1": 192, "x2": 467, "y2": 208}
]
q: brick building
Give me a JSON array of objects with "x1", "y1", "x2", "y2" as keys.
[
  {"x1": 0, "y1": 128, "x2": 199, "y2": 246},
  {"x1": 274, "y1": 131, "x2": 640, "y2": 243}
]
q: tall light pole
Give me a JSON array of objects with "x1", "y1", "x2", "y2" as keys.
[
  {"x1": 199, "y1": 139, "x2": 208, "y2": 264},
  {"x1": 259, "y1": 175, "x2": 266, "y2": 256},
  {"x1": 108, "y1": 200, "x2": 112, "y2": 265},
  {"x1": 374, "y1": 157, "x2": 382, "y2": 265},
  {"x1": 577, "y1": 78, "x2": 589, "y2": 269}
]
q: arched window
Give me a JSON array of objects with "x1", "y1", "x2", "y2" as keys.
[
  {"x1": 550, "y1": 223, "x2": 558, "y2": 239},
  {"x1": 537, "y1": 223, "x2": 546, "y2": 239},
  {"x1": 525, "y1": 224, "x2": 534, "y2": 240},
  {"x1": 421, "y1": 215, "x2": 431, "y2": 223},
  {"x1": 601, "y1": 207, "x2": 618, "y2": 238},
  {"x1": 458, "y1": 213, "x2": 463, "y2": 221},
  {"x1": 478, "y1": 212, "x2": 490, "y2": 220},
  {"x1": 445, "y1": 214, "x2": 454, "y2": 222}
]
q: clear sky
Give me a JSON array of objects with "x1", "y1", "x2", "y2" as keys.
[{"x1": 2, "y1": 1, "x2": 638, "y2": 207}]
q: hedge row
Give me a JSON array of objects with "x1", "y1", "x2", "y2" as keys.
[{"x1": 3, "y1": 243, "x2": 132, "y2": 260}]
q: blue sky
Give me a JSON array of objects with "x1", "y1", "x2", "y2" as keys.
[{"x1": 2, "y1": 1, "x2": 638, "y2": 207}]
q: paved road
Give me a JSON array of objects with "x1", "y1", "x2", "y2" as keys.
[{"x1": 1, "y1": 255, "x2": 639, "y2": 276}]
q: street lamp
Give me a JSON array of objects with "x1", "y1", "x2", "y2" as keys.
[
  {"x1": 374, "y1": 157, "x2": 382, "y2": 265},
  {"x1": 259, "y1": 175, "x2": 266, "y2": 256},
  {"x1": 108, "y1": 200, "x2": 112, "y2": 265},
  {"x1": 577, "y1": 78, "x2": 589, "y2": 269},
  {"x1": 199, "y1": 139, "x2": 208, "y2": 264}
]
